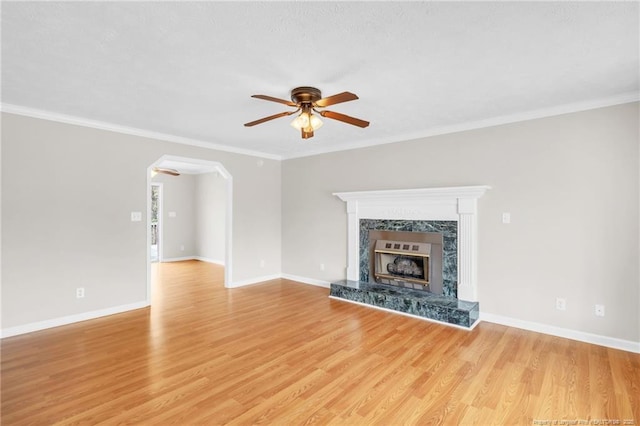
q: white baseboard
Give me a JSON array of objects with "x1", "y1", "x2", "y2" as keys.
[
  {"x1": 193, "y1": 256, "x2": 224, "y2": 265},
  {"x1": 228, "y1": 274, "x2": 282, "y2": 288},
  {"x1": 281, "y1": 273, "x2": 331, "y2": 288},
  {"x1": 161, "y1": 256, "x2": 224, "y2": 265},
  {"x1": 227, "y1": 273, "x2": 329, "y2": 289},
  {"x1": 161, "y1": 256, "x2": 197, "y2": 262},
  {"x1": 480, "y1": 312, "x2": 640, "y2": 354},
  {"x1": 0, "y1": 301, "x2": 149, "y2": 339},
  {"x1": 6, "y1": 280, "x2": 636, "y2": 354}
]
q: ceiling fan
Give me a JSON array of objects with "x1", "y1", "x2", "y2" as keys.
[
  {"x1": 152, "y1": 167, "x2": 180, "y2": 177},
  {"x1": 244, "y1": 86, "x2": 370, "y2": 139}
]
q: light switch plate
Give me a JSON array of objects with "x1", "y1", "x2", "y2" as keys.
[
  {"x1": 168, "y1": 211, "x2": 177, "y2": 218},
  {"x1": 131, "y1": 212, "x2": 142, "y2": 222},
  {"x1": 502, "y1": 212, "x2": 511, "y2": 224}
]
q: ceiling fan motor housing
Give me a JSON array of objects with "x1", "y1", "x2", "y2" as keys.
[{"x1": 291, "y1": 86, "x2": 322, "y2": 105}]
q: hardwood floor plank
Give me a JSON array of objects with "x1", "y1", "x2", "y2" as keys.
[{"x1": 2, "y1": 261, "x2": 638, "y2": 425}]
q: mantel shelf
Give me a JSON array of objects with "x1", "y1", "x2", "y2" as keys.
[{"x1": 333, "y1": 186, "x2": 491, "y2": 202}]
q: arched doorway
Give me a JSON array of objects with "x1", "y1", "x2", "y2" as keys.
[{"x1": 146, "y1": 155, "x2": 233, "y2": 304}]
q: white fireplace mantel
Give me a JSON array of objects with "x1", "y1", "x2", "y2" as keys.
[{"x1": 333, "y1": 186, "x2": 490, "y2": 302}]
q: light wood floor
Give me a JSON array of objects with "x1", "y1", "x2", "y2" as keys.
[{"x1": 1, "y1": 261, "x2": 638, "y2": 425}]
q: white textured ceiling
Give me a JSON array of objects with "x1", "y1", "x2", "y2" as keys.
[{"x1": 2, "y1": 2, "x2": 638, "y2": 159}]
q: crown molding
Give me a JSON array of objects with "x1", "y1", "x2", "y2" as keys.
[
  {"x1": 280, "y1": 91, "x2": 640, "y2": 160},
  {"x1": 3, "y1": 91, "x2": 637, "y2": 162},
  {"x1": 0, "y1": 103, "x2": 283, "y2": 161}
]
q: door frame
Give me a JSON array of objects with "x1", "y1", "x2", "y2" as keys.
[
  {"x1": 146, "y1": 155, "x2": 233, "y2": 305},
  {"x1": 150, "y1": 182, "x2": 163, "y2": 263}
]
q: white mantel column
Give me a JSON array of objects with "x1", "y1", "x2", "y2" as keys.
[
  {"x1": 345, "y1": 200, "x2": 360, "y2": 281},
  {"x1": 457, "y1": 198, "x2": 479, "y2": 302}
]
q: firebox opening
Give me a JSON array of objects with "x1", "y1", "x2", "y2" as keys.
[
  {"x1": 374, "y1": 240, "x2": 431, "y2": 290},
  {"x1": 367, "y1": 229, "x2": 444, "y2": 295}
]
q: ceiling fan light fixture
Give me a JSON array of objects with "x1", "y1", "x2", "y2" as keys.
[
  {"x1": 290, "y1": 110, "x2": 323, "y2": 134},
  {"x1": 290, "y1": 111, "x2": 309, "y2": 130},
  {"x1": 309, "y1": 113, "x2": 323, "y2": 130}
]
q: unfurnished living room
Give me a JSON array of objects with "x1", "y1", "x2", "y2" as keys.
[{"x1": 1, "y1": 1, "x2": 639, "y2": 425}]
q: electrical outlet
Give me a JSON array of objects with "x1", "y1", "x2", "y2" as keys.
[
  {"x1": 260, "y1": 259, "x2": 265, "y2": 268},
  {"x1": 180, "y1": 245, "x2": 185, "y2": 251},
  {"x1": 502, "y1": 212, "x2": 511, "y2": 224},
  {"x1": 76, "y1": 287, "x2": 85, "y2": 299},
  {"x1": 595, "y1": 304, "x2": 605, "y2": 317},
  {"x1": 556, "y1": 297, "x2": 566, "y2": 311}
]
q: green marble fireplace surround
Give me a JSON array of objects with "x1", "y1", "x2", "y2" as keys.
[{"x1": 359, "y1": 219, "x2": 458, "y2": 297}]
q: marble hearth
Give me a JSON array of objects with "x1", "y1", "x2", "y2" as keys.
[
  {"x1": 331, "y1": 186, "x2": 490, "y2": 329},
  {"x1": 330, "y1": 280, "x2": 479, "y2": 327}
]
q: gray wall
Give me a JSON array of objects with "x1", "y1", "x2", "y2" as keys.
[
  {"x1": 1, "y1": 112, "x2": 281, "y2": 328},
  {"x1": 151, "y1": 173, "x2": 197, "y2": 260},
  {"x1": 282, "y1": 102, "x2": 639, "y2": 342},
  {"x1": 195, "y1": 172, "x2": 226, "y2": 263},
  {"x1": 2, "y1": 103, "x2": 638, "y2": 343}
]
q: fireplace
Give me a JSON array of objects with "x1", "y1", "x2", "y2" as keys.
[
  {"x1": 331, "y1": 187, "x2": 490, "y2": 328},
  {"x1": 334, "y1": 186, "x2": 490, "y2": 302}
]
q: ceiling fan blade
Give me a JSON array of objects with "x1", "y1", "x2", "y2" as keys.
[
  {"x1": 153, "y1": 167, "x2": 180, "y2": 176},
  {"x1": 314, "y1": 92, "x2": 359, "y2": 108},
  {"x1": 319, "y1": 110, "x2": 370, "y2": 128},
  {"x1": 244, "y1": 110, "x2": 297, "y2": 127},
  {"x1": 251, "y1": 94, "x2": 297, "y2": 107}
]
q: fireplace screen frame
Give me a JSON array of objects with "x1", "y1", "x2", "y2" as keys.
[
  {"x1": 373, "y1": 240, "x2": 431, "y2": 288},
  {"x1": 366, "y1": 229, "x2": 445, "y2": 295}
]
